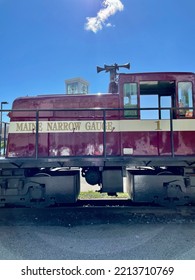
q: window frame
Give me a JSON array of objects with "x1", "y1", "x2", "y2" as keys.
[
  {"x1": 123, "y1": 82, "x2": 138, "y2": 118},
  {"x1": 177, "y1": 81, "x2": 193, "y2": 118}
]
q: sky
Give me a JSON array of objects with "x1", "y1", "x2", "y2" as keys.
[{"x1": 0, "y1": 0, "x2": 195, "y2": 115}]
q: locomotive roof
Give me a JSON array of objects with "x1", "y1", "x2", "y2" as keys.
[
  {"x1": 13, "y1": 71, "x2": 195, "y2": 105},
  {"x1": 12, "y1": 92, "x2": 119, "y2": 110},
  {"x1": 119, "y1": 71, "x2": 195, "y2": 79},
  {"x1": 120, "y1": 71, "x2": 194, "y2": 75},
  {"x1": 14, "y1": 92, "x2": 113, "y2": 101}
]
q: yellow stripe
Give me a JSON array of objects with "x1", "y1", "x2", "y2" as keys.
[{"x1": 8, "y1": 119, "x2": 195, "y2": 133}]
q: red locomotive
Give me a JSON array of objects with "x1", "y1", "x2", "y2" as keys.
[{"x1": 1, "y1": 63, "x2": 195, "y2": 207}]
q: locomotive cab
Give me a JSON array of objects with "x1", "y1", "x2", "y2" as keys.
[{"x1": 120, "y1": 72, "x2": 194, "y2": 120}]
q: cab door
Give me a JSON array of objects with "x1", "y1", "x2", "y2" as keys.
[{"x1": 121, "y1": 79, "x2": 176, "y2": 156}]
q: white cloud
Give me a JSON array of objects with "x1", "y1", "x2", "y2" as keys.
[
  {"x1": 106, "y1": 22, "x2": 115, "y2": 28},
  {"x1": 85, "y1": 0, "x2": 124, "y2": 33}
]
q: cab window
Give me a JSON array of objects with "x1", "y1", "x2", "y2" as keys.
[
  {"x1": 123, "y1": 83, "x2": 138, "y2": 118},
  {"x1": 178, "y1": 82, "x2": 193, "y2": 117}
]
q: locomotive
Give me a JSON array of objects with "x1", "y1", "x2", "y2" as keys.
[{"x1": 1, "y1": 63, "x2": 195, "y2": 207}]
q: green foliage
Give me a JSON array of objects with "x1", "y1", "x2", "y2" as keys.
[
  {"x1": 79, "y1": 191, "x2": 129, "y2": 199},
  {"x1": 0, "y1": 141, "x2": 4, "y2": 149}
]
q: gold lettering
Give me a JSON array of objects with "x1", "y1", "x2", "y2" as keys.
[
  {"x1": 58, "y1": 122, "x2": 63, "y2": 131},
  {"x1": 85, "y1": 121, "x2": 113, "y2": 131},
  {"x1": 85, "y1": 122, "x2": 90, "y2": 130},
  {"x1": 106, "y1": 122, "x2": 113, "y2": 131},
  {"x1": 16, "y1": 122, "x2": 43, "y2": 132},
  {"x1": 69, "y1": 122, "x2": 74, "y2": 131},
  {"x1": 96, "y1": 122, "x2": 102, "y2": 130},
  {"x1": 29, "y1": 123, "x2": 36, "y2": 131},
  {"x1": 15, "y1": 121, "x2": 112, "y2": 133},
  {"x1": 54, "y1": 123, "x2": 58, "y2": 130},
  {"x1": 155, "y1": 120, "x2": 161, "y2": 130},
  {"x1": 91, "y1": 122, "x2": 96, "y2": 130},
  {"x1": 16, "y1": 123, "x2": 23, "y2": 131},
  {"x1": 47, "y1": 121, "x2": 81, "y2": 132},
  {"x1": 47, "y1": 122, "x2": 53, "y2": 131},
  {"x1": 74, "y1": 122, "x2": 81, "y2": 131},
  {"x1": 23, "y1": 123, "x2": 28, "y2": 131},
  {"x1": 63, "y1": 122, "x2": 68, "y2": 130},
  {"x1": 38, "y1": 122, "x2": 43, "y2": 132}
]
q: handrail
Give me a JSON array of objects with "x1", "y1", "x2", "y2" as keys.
[
  {"x1": 1, "y1": 106, "x2": 194, "y2": 112},
  {"x1": 1, "y1": 106, "x2": 194, "y2": 158},
  {"x1": 170, "y1": 108, "x2": 174, "y2": 157},
  {"x1": 35, "y1": 110, "x2": 39, "y2": 159},
  {"x1": 0, "y1": 121, "x2": 9, "y2": 156}
]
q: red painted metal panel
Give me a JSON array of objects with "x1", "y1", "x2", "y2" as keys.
[{"x1": 6, "y1": 72, "x2": 195, "y2": 158}]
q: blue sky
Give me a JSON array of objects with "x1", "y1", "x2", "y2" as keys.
[{"x1": 0, "y1": 0, "x2": 195, "y2": 113}]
